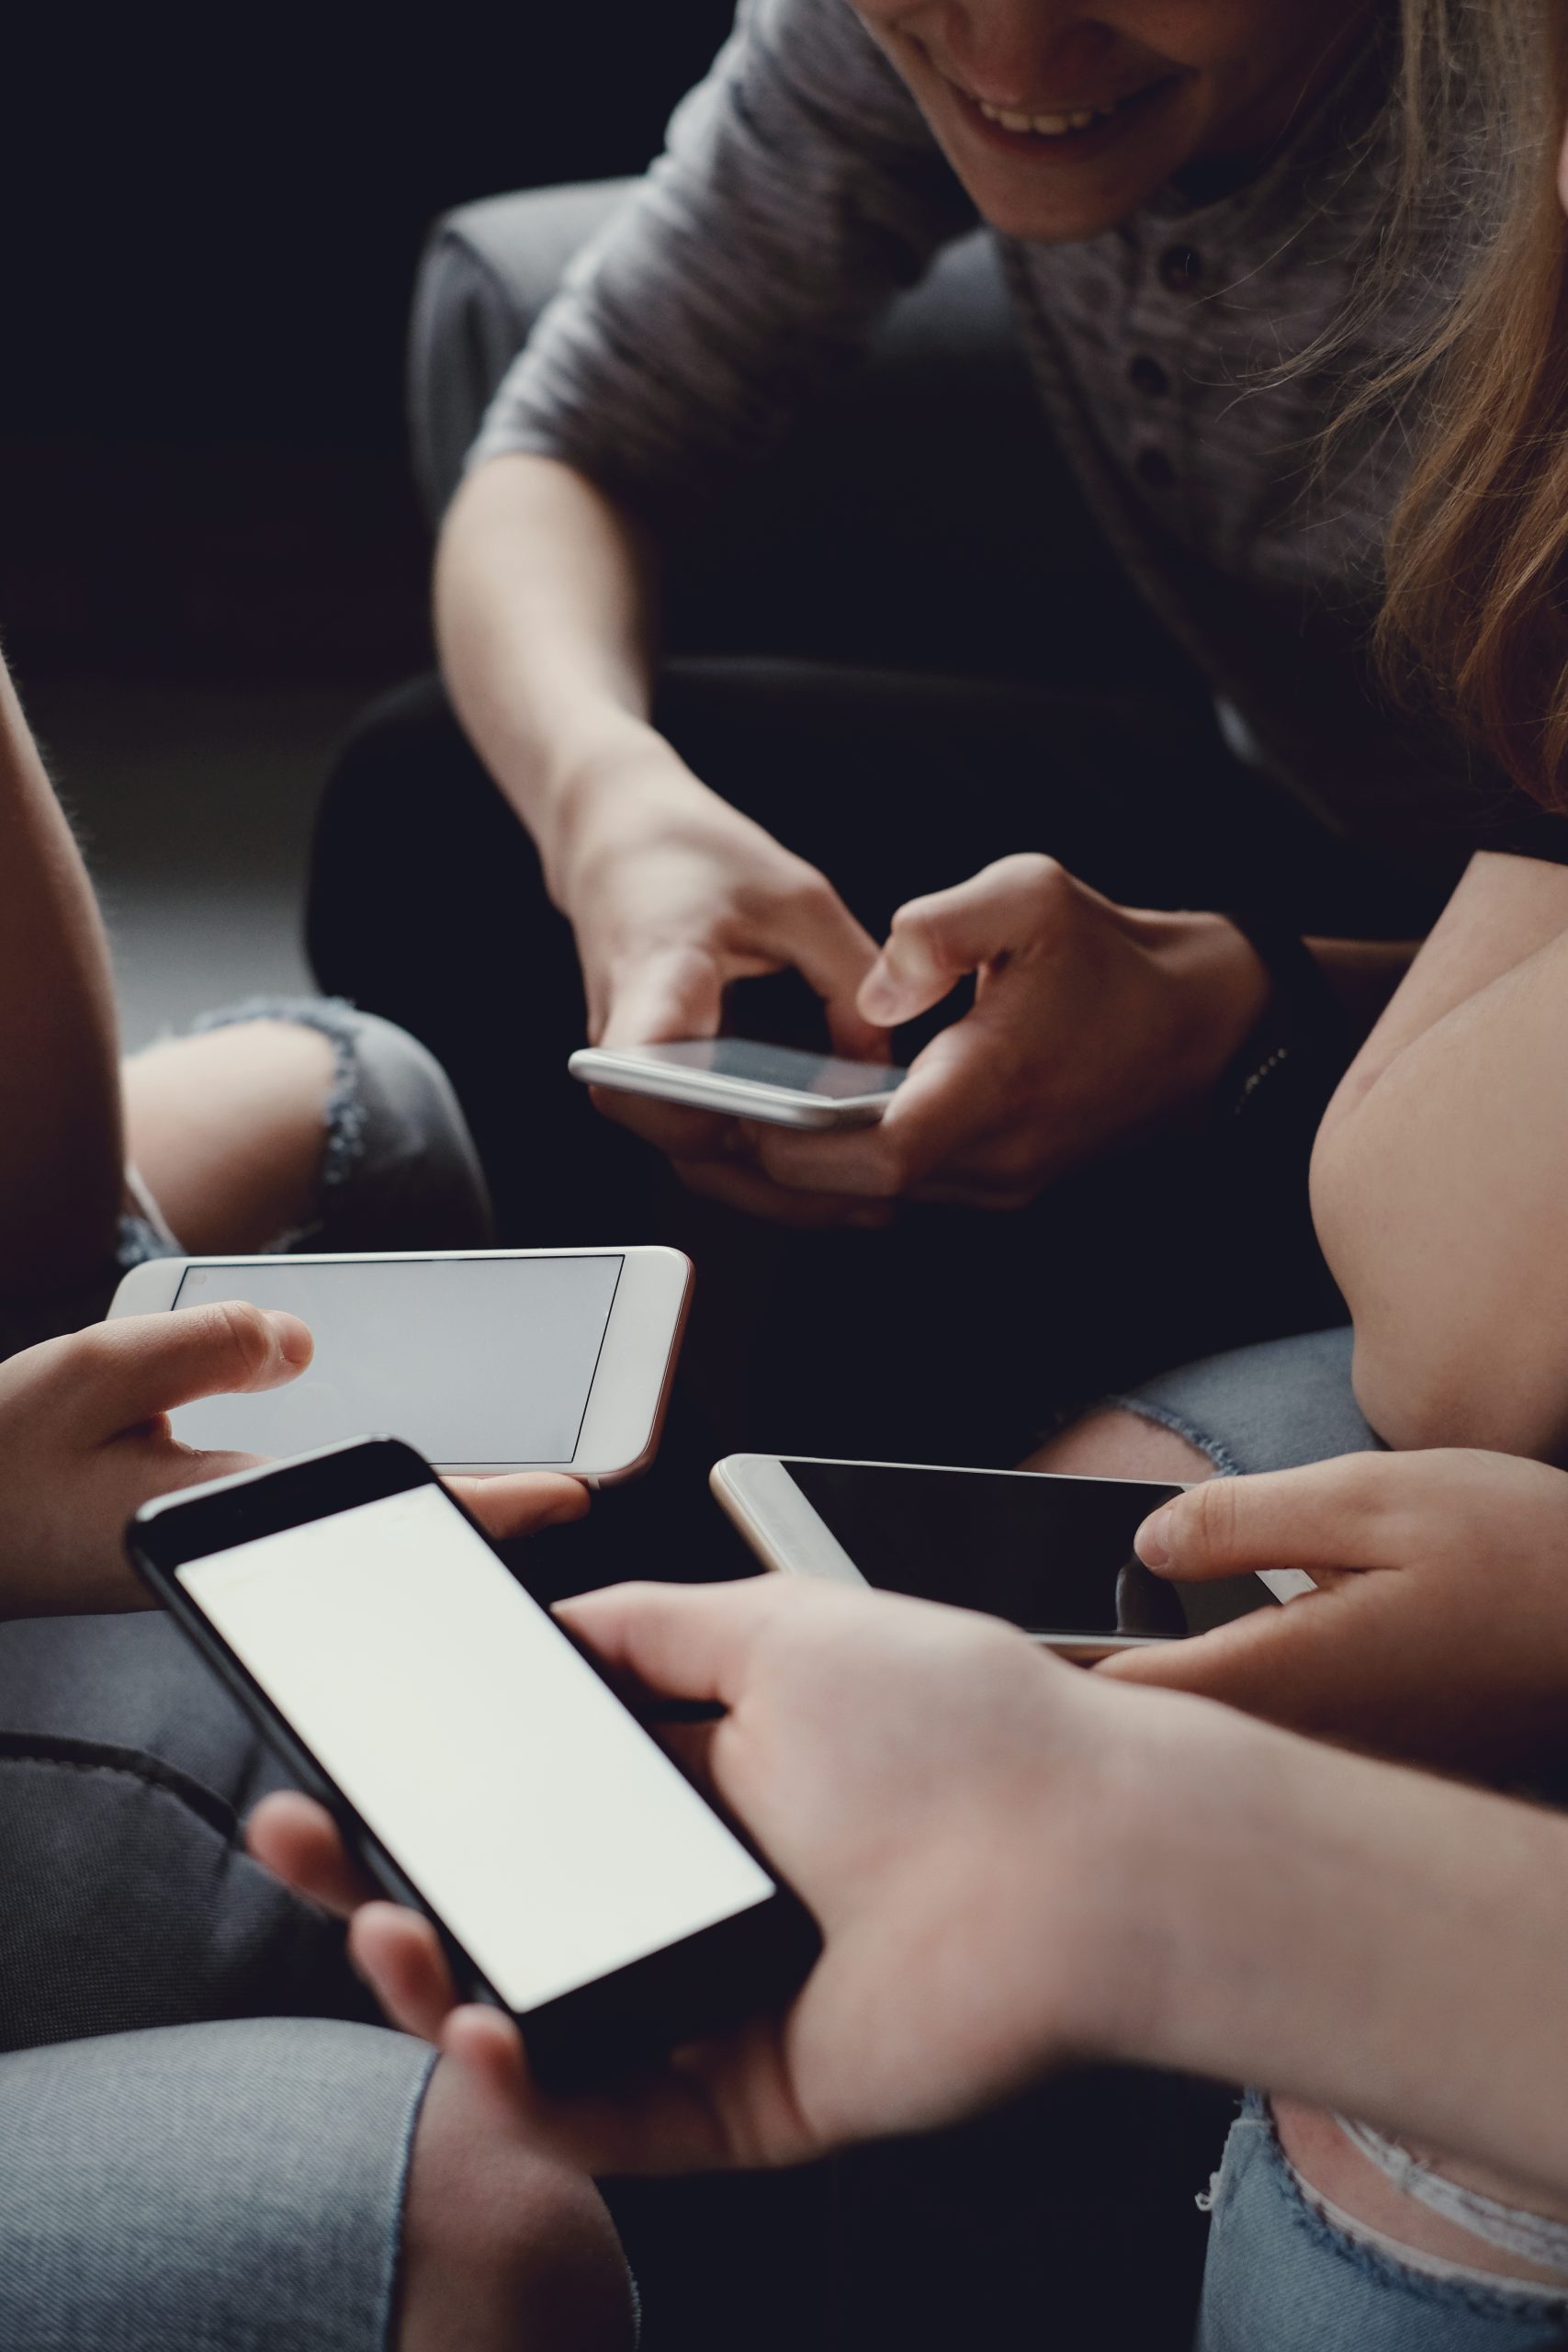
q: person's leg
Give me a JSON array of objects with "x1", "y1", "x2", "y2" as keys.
[
  {"x1": 122, "y1": 998, "x2": 492, "y2": 1261},
  {"x1": 1026, "y1": 1323, "x2": 1382, "y2": 1478},
  {"x1": 400, "y1": 2048, "x2": 635, "y2": 2352},
  {"x1": 0, "y1": 2016, "x2": 633, "y2": 2352},
  {"x1": 1198, "y1": 2093, "x2": 1568, "y2": 2352},
  {"x1": 0, "y1": 1706, "x2": 367, "y2": 2048}
]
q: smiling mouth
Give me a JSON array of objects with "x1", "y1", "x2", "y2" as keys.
[{"x1": 946, "y1": 73, "x2": 1179, "y2": 144}]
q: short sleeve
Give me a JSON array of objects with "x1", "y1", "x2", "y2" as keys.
[{"x1": 468, "y1": 0, "x2": 976, "y2": 514}]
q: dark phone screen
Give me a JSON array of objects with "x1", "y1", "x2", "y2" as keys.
[{"x1": 784, "y1": 1461, "x2": 1278, "y2": 1639}]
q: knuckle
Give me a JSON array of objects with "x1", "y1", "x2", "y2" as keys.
[
  {"x1": 212, "y1": 1298, "x2": 274, "y2": 1378},
  {"x1": 1183, "y1": 1475, "x2": 1240, "y2": 1565},
  {"x1": 889, "y1": 900, "x2": 951, "y2": 965},
  {"x1": 1006, "y1": 852, "x2": 1066, "y2": 905}
]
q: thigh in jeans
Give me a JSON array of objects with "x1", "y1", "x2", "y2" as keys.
[
  {"x1": 0, "y1": 2016, "x2": 433, "y2": 2351},
  {"x1": 1199, "y1": 2097, "x2": 1568, "y2": 2352},
  {"x1": 0, "y1": 1630, "x2": 364, "y2": 2052}
]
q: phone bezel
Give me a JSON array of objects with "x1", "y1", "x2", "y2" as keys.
[
  {"x1": 709, "y1": 1453, "x2": 1275, "y2": 1661},
  {"x1": 569, "y1": 1042, "x2": 906, "y2": 1130},
  {"x1": 129, "y1": 1438, "x2": 818, "y2": 2089},
  {"x1": 108, "y1": 1245, "x2": 693, "y2": 1484}
]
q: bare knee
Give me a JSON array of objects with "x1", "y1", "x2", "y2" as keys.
[
  {"x1": 123, "y1": 1020, "x2": 335, "y2": 1252},
  {"x1": 1021, "y1": 1406, "x2": 1216, "y2": 1485},
  {"x1": 1273, "y1": 2096, "x2": 1568, "y2": 2291},
  {"x1": 398, "y1": 2057, "x2": 635, "y2": 2352}
]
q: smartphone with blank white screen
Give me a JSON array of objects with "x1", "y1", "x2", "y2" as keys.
[
  {"x1": 108, "y1": 1247, "x2": 691, "y2": 1483},
  {"x1": 712, "y1": 1456, "x2": 1308, "y2": 1660},
  {"x1": 129, "y1": 1438, "x2": 818, "y2": 2088},
  {"x1": 569, "y1": 1039, "x2": 908, "y2": 1129}
]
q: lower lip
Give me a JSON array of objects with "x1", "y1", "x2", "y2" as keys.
[{"x1": 948, "y1": 74, "x2": 1181, "y2": 165}]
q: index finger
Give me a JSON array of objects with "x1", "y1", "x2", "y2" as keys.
[
  {"x1": 1134, "y1": 1454, "x2": 1425, "y2": 1584},
  {"x1": 559, "y1": 1576, "x2": 800, "y2": 1709}
]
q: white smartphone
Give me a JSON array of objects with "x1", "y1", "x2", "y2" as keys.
[
  {"x1": 130, "y1": 1439, "x2": 818, "y2": 2089},
  {"x1": 569, "y1": 1038, "x2": 908, "y2": 1129},
  {"x1": 711, "y1": 1454, "x2": 1312, "y2": 1661},
  {"x1": 109, "y1": 1246, "x2": 692, "y2": 1483}
]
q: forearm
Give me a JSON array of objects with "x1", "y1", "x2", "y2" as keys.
[
  {"x1": 0, "y1": 657, "x2": 122, "y2": 1290},
  {"x1": 434, "y1": 455, "x2": 682, "y2": 899},
  {"x1": 1099, "y1": 1697, "x2": 1568, "y2": 2203}
]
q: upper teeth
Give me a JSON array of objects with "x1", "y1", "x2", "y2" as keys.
[{"x1": 976, "y1": 98, "x2": 1109, "y2": 135}]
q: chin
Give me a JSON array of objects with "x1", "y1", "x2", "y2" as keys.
[
  {"x1": 952, "y1": 157, "x2": 1168, "y2": 244},
  {"x1": 964, "y1": 175, "x2": 1154, "y2": 243}
]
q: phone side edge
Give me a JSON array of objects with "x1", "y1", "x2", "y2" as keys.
[
  {"x1": 572, "y1": 1247, "x2": 694, "y2": 1486},
  {"x1": 107, "y1": 1257, "x2": 187, "y2": 1317},
  {"x1": 709, "y1": 1456, "x2": 871, "y2": 1587}
]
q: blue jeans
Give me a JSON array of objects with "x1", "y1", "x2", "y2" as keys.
[
  {"x1": 0, "y1": 1000, "x2": 492, "y2": 2344},
  {"x1": 1199, "y1": 2098, "x2": 1568, "y2": 2351},
  {"x1": 1110, "y1": 1321, "x2": 1380, "y2": 1478},
  {"x1": 0, "y1": 995, "x2": 492, "y2": 1363}
]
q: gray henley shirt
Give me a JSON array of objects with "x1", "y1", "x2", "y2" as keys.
[{"x1": 471, "y1": 0, "x2": 1567, "y2": 876}]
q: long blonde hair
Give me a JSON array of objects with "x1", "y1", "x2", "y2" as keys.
[{"x1": 1375, "y1": 0, "x2": 1568, "y2": 807}]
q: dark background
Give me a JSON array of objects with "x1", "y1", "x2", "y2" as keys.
[{"x1": 0, "y1": 3, "x2": 735, "y2": 680}]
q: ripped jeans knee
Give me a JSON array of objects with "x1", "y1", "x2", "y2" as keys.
[{"x1": 2, "y1": 1000, "x2": 492, "y2": 1362}]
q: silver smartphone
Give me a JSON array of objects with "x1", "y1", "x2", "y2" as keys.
[
  {"x1": 712, "y1": 1454, "x2": 1305, "y2": 1660},
  {"x1": 110, "y1": 1246, "x2": 692, "y2": 1483},
  {"x1": 130, "y1": 1439, "x2": 818, "y2": 2089},
  {"x1": 569, "y1": 1039, "x2": 908, "y2": 1129}
]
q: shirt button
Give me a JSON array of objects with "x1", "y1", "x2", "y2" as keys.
[
  {"x1": 1129, "y1": 355, "x2": 1169, "y2": 397},
  {"x1": 1135, "y1": 447, "x2": 1176, "y2": 492},
  {"x1": 1158, "y1": 243, "x2": 1202, "y2": 294}
]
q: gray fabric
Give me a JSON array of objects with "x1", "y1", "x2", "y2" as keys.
[
  {"x1": 0, "y1": 2016, "x2": 433, "y2": 2351},
  {"x1": 470, "y1": 0, "x2": 1553, "y2": 871},
  {"x1": 0, "y1": 1615, "x2": 368, "y2": 2055},
  {"x1": 413, "y1": 183, "x2": 1111, "y2": 694},
  {"x1": 1109, "y1": 1324, "x2": 1382, "y2": 1479},
  {"x1": 410, "y1": 181, "x2": 640, "y2": 523}
]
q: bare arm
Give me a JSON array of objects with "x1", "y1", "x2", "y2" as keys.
[
  {"x1": 0, "y1": 653, "x2": 123, "y2": 1292},
  {"x1": 1309, "y1": 851, "x2": 1568, "y2": 1453},
  {"x1": 1111, "y1": 1692, "x2": 1568, "y2": 2211},
  {"x1": 433, "y1": 455, "x2": 669, "y2": 901}
]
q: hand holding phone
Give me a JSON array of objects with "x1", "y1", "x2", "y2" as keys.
[
  {"x1": 0, "y1": 1303, "x2": 310, "y2": 1617},
  {"x1": 134, "y1": 1440, "x2": 812, "y2": 2090},
  {"x1": 722, "y1": 857, "x2": 1270, "y2": 1214},
  {"x1": 1102, "y1": 1448, "x2": 1568, "y2": 1771},
  {"x1": 711, "y1": 1455, "x2": 1285, "y2": 1657},
  {"x1": 570, "y1": 1040, "x2": 907, "y2": 1130},
  {"x1": 111, "y1": 1246, "x2": 691, "y2": 1483},
  {"x1": 252, "y1": 1567, "x2": 1157, "y2": 2173}
]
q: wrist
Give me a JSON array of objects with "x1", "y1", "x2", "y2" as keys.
[
  {"x1": 1052, "y1": 1683, "x2": 1268, "y2": 2076},
  {"x1": 543, "y1": 729, "x2": 715, "y2": 910},
  {"x1": 1134, "y1": 909, "x2": 1273, "y2": 1099}
]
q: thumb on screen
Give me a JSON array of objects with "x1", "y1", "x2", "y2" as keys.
[{"x1": 65, "y1": 1304, "x2": 312, "y2": 1437}]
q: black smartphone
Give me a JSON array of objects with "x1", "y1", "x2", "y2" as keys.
[
  {"x1": 129, "y1": 1437, "x2": 818, "y2": 2088},
  {"x1": 711, "y1": 1455, "x2": 1293, "y2": 1658}
]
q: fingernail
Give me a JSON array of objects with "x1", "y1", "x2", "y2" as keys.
[
  {"x1": 1134, "y1": 1504, "x2": 1174, "y2": 1568},
  {"x1": 265, "y1": 1311, "x2": 313, "y2": 1367}
]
